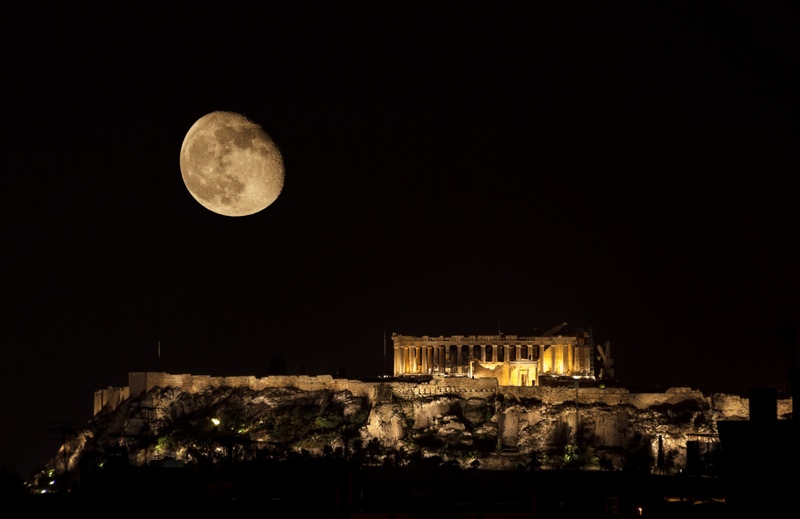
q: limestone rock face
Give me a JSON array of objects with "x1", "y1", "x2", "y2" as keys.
[
  {"x1": 365, "y1": 403, "x2": 406, "y2": 444},
  {"x1": 710, "y1": 393, "x2": 750, "y2": 420}
]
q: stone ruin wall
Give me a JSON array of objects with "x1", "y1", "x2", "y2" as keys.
[
  {"x1": 93, "y1": 385, "x2": 130, "y2": 415},
  {"x1": 110, "y1": 372, "x2": 502, "y2": 412},
  {"x1": 122, "y1": 372, "x2": 381, "y2": 404},
  {"x1": 391, "y1": 375, "x2": 499, "y2": 400},
  {"x1": 97, "y1": 372, "x2": 792, "y2": 423}
]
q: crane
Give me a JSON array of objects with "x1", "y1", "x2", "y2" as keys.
[
  {"x1": 596, "y1": 340, "x2": 614, "y2": 380},
  {"x1": 542, "y1": 322, "x2": 568, "y2": 337}
]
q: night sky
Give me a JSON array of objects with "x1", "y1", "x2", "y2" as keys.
[{"x1": 3, "y1": 1, "x2": 798, "y2": 478}]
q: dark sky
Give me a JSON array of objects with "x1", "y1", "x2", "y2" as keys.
[{"x1": 2, "y1": 1, "x2": 798, "y2": 477}]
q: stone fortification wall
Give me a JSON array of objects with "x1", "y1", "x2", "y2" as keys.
[
  {"x1": 709, "y1": 392, "x2": 793, "y2": 420},
  {"x1": 129, "y1": 372, "x2": 195, "y2": 396},
  {"x1": 93, "y1": 386, "x2": 129, "y2": 415},
  {"x1": 125, "y1": 372, "x2": 380, "y2": 407},
  {"x1": 129, "y1": 372, "x2": 338, "y2": 395},
  {"x1": 247, "y1": 375, "x2": 380, "y2": 400},
  {"x1": 125, "y1": 372, "x2": 694, "y2": 408},
  {"x1": 111, "y1": 372, "x2": 792, "y2": 422},
  {"x1": 502, "y1": 386, "x2": 709, "y2": 409},
  {"x1": 125, "y1": 372, "x2": 499, "y2": 408},
  {"x1": 388, "y1": 376, "x2": 499, "y2": 400}
]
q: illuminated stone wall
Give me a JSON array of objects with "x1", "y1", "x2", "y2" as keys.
[
  {"x1": 93, "y1": 386, "x2": 129, "y2": 415},
  {"x1": 117, "y1": 371, "x2": 498, "y2": 413},
  {"x1": 110, "y1": 372, "x2": 793, "y2": 419},
  {"x1": 125, "y1": 372, "x2": 381, "y2": 404},
  {"x1": 111, "y1": 372, "x2": 793, "y2": 420}
]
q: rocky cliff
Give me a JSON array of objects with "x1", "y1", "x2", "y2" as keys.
[{"x1": 31, "y1": 375, "x2": 792, "y2": 490}]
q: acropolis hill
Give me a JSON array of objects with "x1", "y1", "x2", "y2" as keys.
[
  {"x1": 80, "y1": 370, "x2": 790, "y2": 475},
  {"x1": 35, "y1": 329, "x2": 794, "y2": 493}
]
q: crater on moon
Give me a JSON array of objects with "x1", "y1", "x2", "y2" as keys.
[{"x1": 180, "y1": 111, "x2": 284, "y2": 217}]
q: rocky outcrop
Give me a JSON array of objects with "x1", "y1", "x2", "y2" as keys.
[
  {"x1": 34, "y1": 377, "x2": 793, "y2": 488},
  {"x1": 365, "y1": 402, "x2": 407, "y2": 442}
]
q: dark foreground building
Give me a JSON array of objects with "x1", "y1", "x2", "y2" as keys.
[{"x1": 717, "y1": 386, "x2": 798, "y2": 516}]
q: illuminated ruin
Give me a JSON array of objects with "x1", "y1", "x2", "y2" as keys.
[{"x1": 392, "y1": 326, "x2": 612, "y2": 386}]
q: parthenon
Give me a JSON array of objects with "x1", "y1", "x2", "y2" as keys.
[{"x1": 392, "y1": 331, "x2": 597, "y2": 387}]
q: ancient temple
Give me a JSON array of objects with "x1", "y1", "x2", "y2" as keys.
[{"x1": 391, "y1": 329, "x2": 599, "y2": 386}]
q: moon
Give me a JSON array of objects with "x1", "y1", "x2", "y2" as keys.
[{"x1": 180, "y1": 111, "x2": 284, "y2": 217}]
